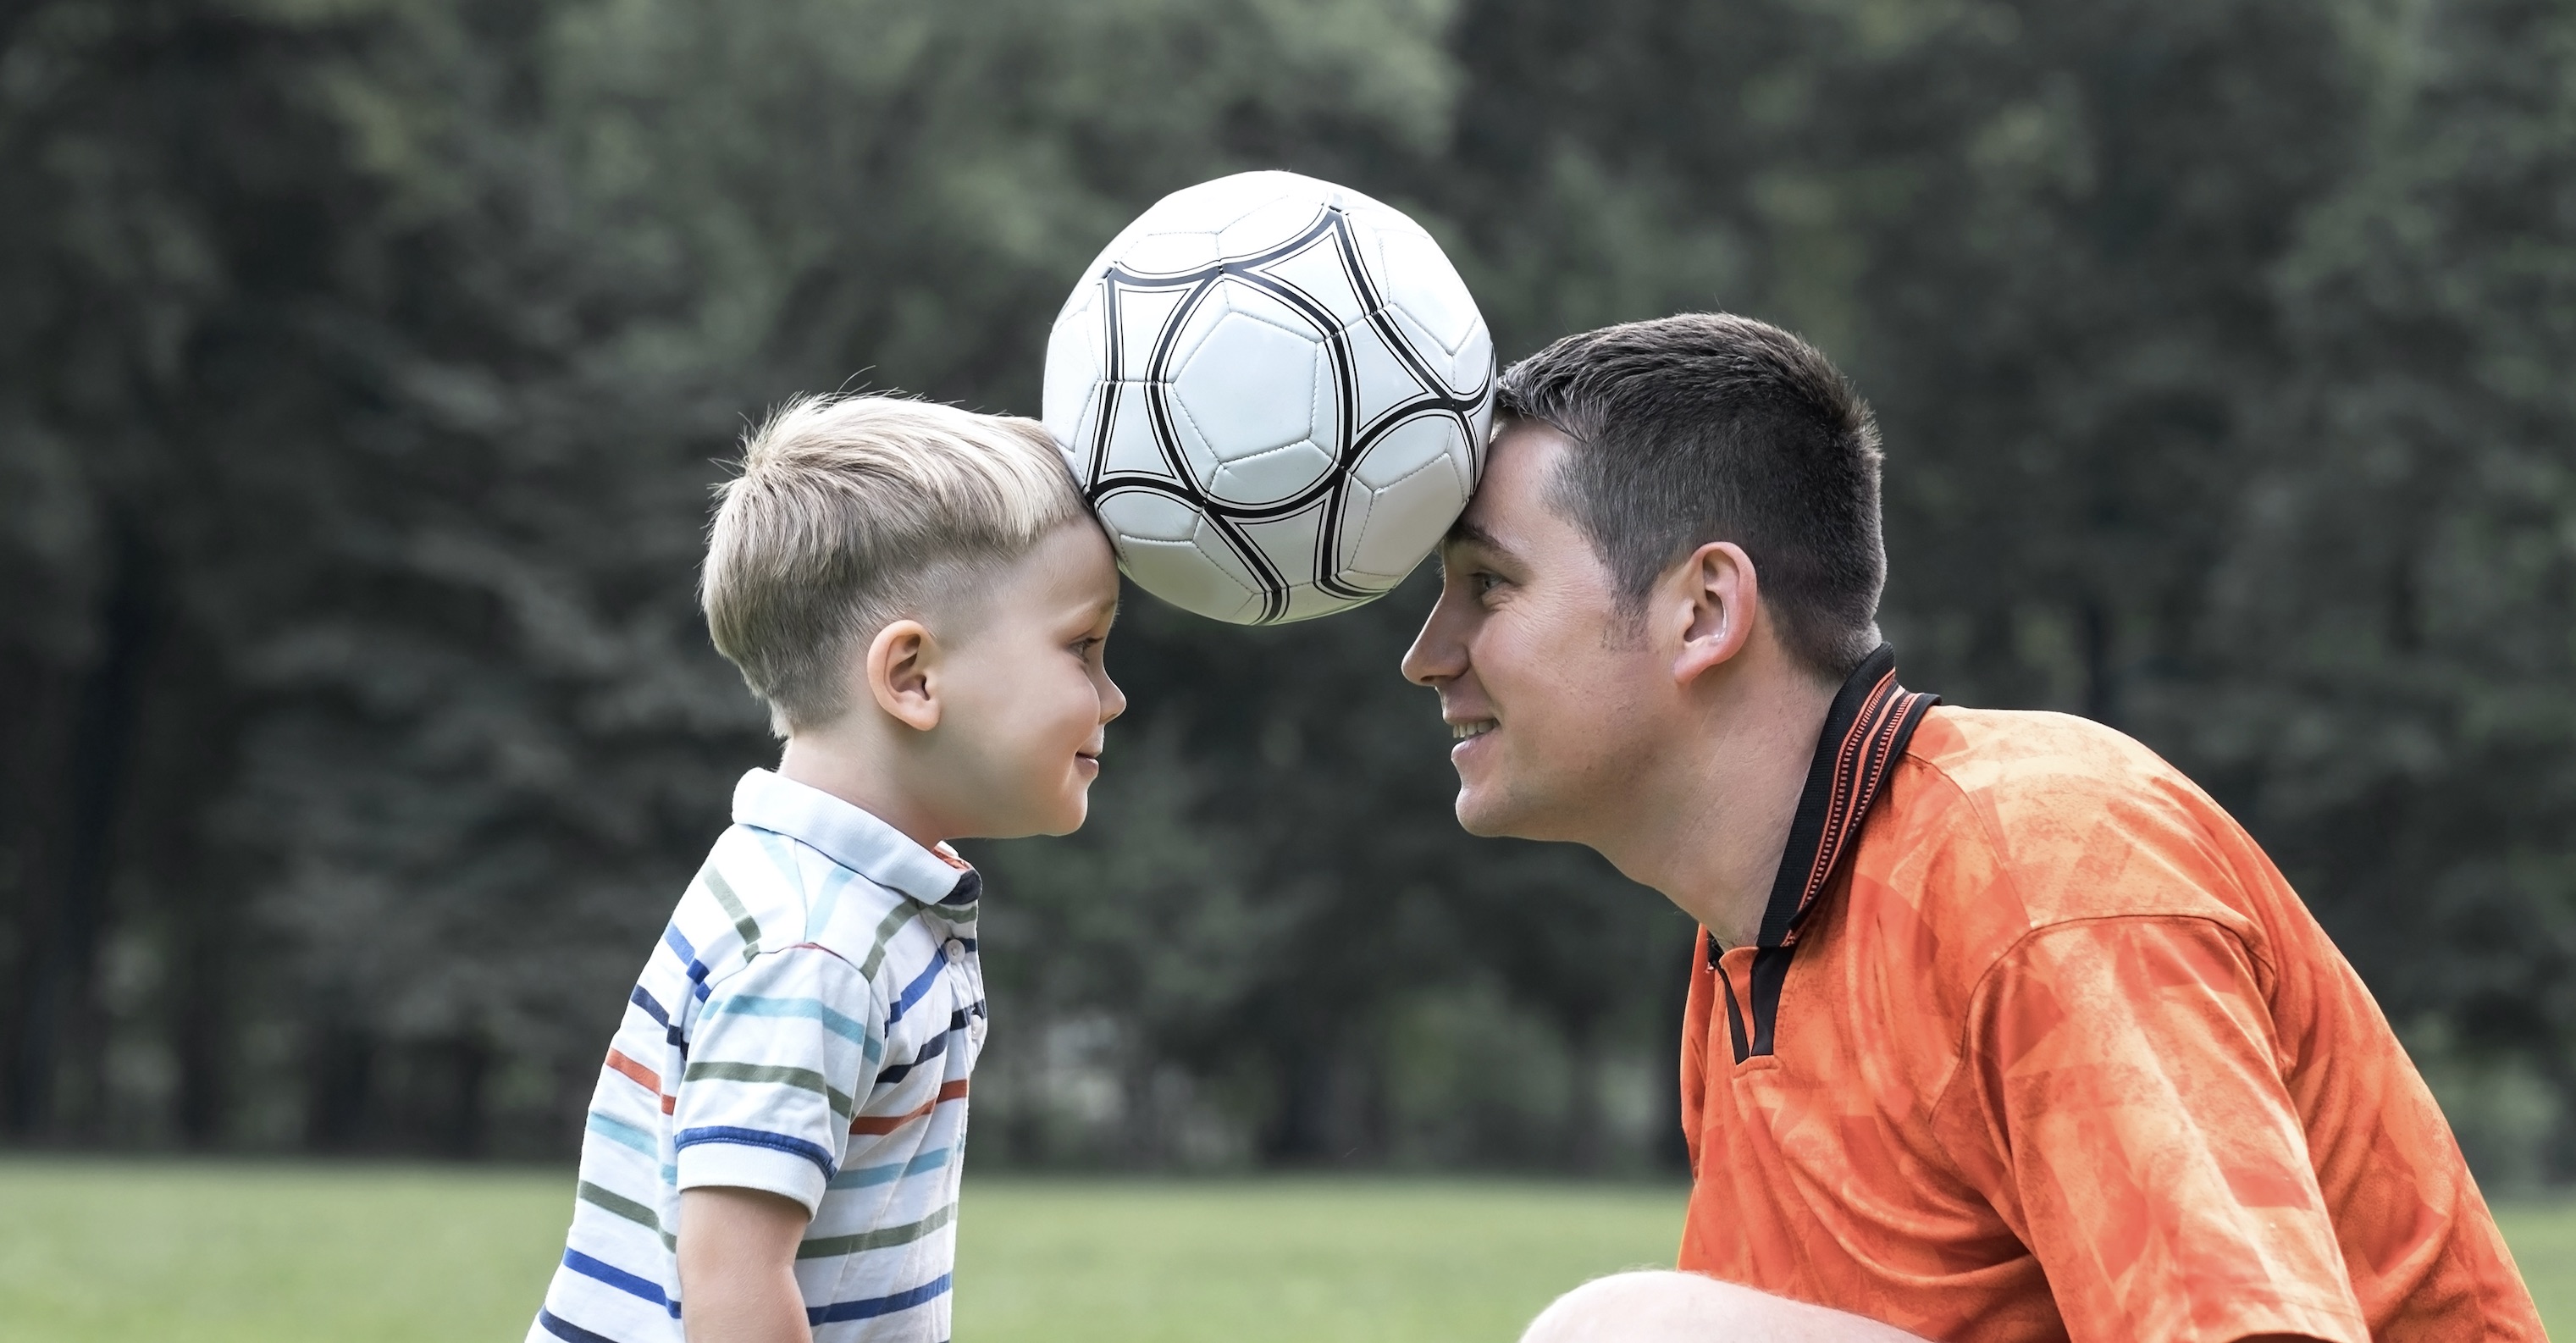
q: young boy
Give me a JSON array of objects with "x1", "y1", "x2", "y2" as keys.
[{"x1": 529, "y1": 394, "x2": 1124, "y2": 1343}]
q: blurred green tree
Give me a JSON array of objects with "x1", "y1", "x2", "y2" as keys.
[
  {"x1": 1, "y1": 0, "x2": 2569, "y2": 1178},
  {"x1": 2196, "y1": 0, "x2": 2576, "y2": 1180}
]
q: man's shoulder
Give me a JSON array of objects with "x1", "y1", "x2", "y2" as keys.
[
  {"x1": 1866, "y1": 705, "x2": 2260, "y2": 933},
  {"x1": 1901, "y1": 704, "x2": 2187, "y2": 800}
]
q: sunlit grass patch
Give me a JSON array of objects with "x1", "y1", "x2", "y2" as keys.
[{"x1": 0, "y1": 1159, "x2": 2563, "y2": 1341}]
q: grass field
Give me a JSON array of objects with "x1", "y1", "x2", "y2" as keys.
[{"x1": 0, "y1": 1160, "x2": 2563, "y2": 1340}]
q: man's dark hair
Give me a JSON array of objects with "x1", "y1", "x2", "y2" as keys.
[{"x1": 1495, "y1": 312, "x2": 1886, "y2": 677}]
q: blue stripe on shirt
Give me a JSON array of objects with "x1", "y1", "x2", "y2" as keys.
[
  {"x1": 876, "y1": 1028, "x2": 953, "y2": 1085},
  {"x1": 586, "y1": 1110, "x2": 657, "y2": 1157},
  {"x1": 829, "y1": 1146, "x2": 950, "y2": 1190},
  {"x1": 630, "y1": 986, "x2": 684, "y2": 1049},
  {"x1": 673, "y1": 1125, "x2": 837, "y2": 1177},
  {"x1": 536, "y1": 1308, "x2": 624, "y2": 1343},
  {"x1": 561, "y1": 1247, "x2": 680, "y2": 1316},
  {"x1": 808, "y1": 1273, "x2": 953, "y2": 1324},
  {"x1": 703, "y1": 993, "x2": 873, "y2": 1047},
  {"x1": 663, "y1": 926, "x2": 714, "y2": 1001},
  {"x1": 887, "y1": 954, "x2": 947, "y2": 1025}
]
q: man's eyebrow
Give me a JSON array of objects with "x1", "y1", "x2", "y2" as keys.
[{"x1": 1444, "y1": 517, "x2": 1512, "y2": 557}]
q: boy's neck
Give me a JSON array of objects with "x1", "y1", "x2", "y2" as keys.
[{"x1": 775, "y1": 732, "x2": 950, "y2": 854}]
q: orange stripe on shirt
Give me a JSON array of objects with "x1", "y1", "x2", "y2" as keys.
[
  {"x1": 605, "y1": 1048, "x2": 661, "y2": 1094},
  {"x1": 849, "y1": 1079, "x2": 969, "y2": 1135}
]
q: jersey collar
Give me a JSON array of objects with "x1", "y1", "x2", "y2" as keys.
[
  {"x1": 1713, "y1": 643, "x2": 1937, "y2": 1061},
  {"x1": 730, "y1": 768, "x2": 982, "y2": 909}
]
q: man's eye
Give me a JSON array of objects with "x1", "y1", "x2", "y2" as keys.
[{"x1": 1472, "y1": 571, "x2": 1502, "y2": 595}]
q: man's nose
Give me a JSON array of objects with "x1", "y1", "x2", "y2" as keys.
[{"x1": 1401, "y1": 589, "x2": 1466, "y2": 688}]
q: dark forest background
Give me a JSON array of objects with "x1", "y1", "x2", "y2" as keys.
[{"x1": 3, "y1": 0, "x2": 2573, "y2": 1186}]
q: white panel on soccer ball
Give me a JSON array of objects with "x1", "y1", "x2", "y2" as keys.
[
  {"x1": 1456, "y1": 323, "x2": 1497, "y2": 405},
  {"x1": 1166, "y1": 288, "x2": 1323, "y2": 464},
  {"x1": 1217, "y1": 191, "x2": 1330, "y2": 263},
  {"x1": 1380, "y1": 301, "x2": 1490, "y2": 400},
  {"x1": 1341, "y1": 317, "x2": 1429, "y2": 432},
  {"x1": 1464, "y1": 390, "x2": 1495, "y2": 475},
  {"x1": 1168, "y1": 294, "x2": 1339, "y2": 506},
  {"x1": 1052, "y1": 379, "x2": 1103, "y2": 482},
  {"x1": 1352, "y1": 409, "x2": 1460, "y2": 490},
  {"x1": 1341, "y1": 426, "x2": 1471, "y2": 583},
  {"x1": 1096, "y1": 487, "x2": 1203, "y2": 544},
  {"x1": 1108, "y1": 284, "x2": 1196, "y2": 374},
  {"x1": 1119, "y1": 230, "x2": 1224, "y2": 278},
  {"x1": 1237, "y1": 500, "x2": 1330, "y2": 598},
  {"x1": 1143, "y1": 174, "x2": 1292, "y2": 237},
  {"x1": 1255, "y1": 231, "x2": 1369, "y2": 329},
  {"x1": 1365, "y1": 222, "x2": 1483, "y2": 357},
  {"x1": 1120, "y1": 535, "x2": 1263, "y2": 624},
  {"x1": 1209, "y1": 441, "x2": 1337, "y2": 511},
  {"x1": 1043, "y1": 287, "x2": 1106, "y2": 466},
  {"x1": 1099, "y1": 384, "x2": 1175, "y2": 482}
]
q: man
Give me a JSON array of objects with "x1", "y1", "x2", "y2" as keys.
[{"x1": 1401, "y1": 314, "x2": 2543, "y2": 1342}]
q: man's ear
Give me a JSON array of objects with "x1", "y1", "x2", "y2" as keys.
[
  {"x1": 866, "y1": 619, "x2": 942, "y2": 732},
  {"x1": 1671, "y1": 541, "x2": 1758, "y2": 687}
]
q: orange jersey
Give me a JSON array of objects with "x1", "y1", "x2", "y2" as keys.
[{"x1": 1678, "y1": 649, "x2": 2543, "y2": 1343}]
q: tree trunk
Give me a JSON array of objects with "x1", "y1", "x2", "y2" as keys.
[{"x1": 7, "y1": 528, "x2": 156, "y2": 1139}]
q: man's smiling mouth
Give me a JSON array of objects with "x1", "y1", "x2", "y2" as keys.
[{"x1": 1451, "y1": 720, "x2": 1495, "y2": 740}]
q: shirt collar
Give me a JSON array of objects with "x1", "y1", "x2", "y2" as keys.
[
  {"x1": 1753, "y1": 643, "x2": 1939, "y2": 950},
  {"x1": 730, "y1": 769, "x2": 981, "y2": 907},
  {"x1": 1707, "y1": 644, "x2": 1938, "y2": 1065}
]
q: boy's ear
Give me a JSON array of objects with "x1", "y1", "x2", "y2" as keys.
[{"x1": 866, "y1": 619, "x2": 942, "y2": 732}]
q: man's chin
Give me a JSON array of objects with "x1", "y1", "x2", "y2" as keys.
[{"x1": 1453, "y1": 786, "x2": 1538, "y2": 840}]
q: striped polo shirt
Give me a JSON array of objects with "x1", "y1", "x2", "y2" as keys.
[{"x1": 530, "y1": 768, "x2": 987, "y2": 1343}]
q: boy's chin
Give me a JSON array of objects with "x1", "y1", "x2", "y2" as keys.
[
  {"x1": 983, "y1": 794, "x2": 1089, "y2": 840},
  {"x1": 1038, "y1": 796, "x2": 1089, "y2": 837}
]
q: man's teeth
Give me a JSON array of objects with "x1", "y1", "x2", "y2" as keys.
[{"x1": 1451, "y1": 721, "x2": 1495, "y2": 740}]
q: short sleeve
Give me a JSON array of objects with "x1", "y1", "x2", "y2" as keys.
[
  {"x1": 1962, "y1": 916, "x2": 2370, "y2": 1343},
  {"x1": 673, "y1": 944, "x2": 882, "y2": 1214}
]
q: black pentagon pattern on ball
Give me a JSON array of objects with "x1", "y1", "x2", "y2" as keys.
[{"x1": 1072, "y1": 202, "x2": 1493, "y2": 625}]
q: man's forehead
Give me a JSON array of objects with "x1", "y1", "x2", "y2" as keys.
[{"x1": 1441, "y1": 424, "x2": 1571, "y2": 559}]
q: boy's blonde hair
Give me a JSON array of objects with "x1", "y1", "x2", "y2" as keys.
[{"x1": 702, "y1": 393, "x2": 1090, "y2": 734}]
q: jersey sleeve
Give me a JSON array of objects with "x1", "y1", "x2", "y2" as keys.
[
  {"x1": 1958, "y1": 915, "x2": 2370, "y2": 1343},
  {"x1": 672, "y1": 942, "x2": 882, "y2": 1214}
]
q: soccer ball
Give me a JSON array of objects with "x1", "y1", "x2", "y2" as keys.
[{"x1": 1042, "y1": 171, "x2": 1495, "y2": 624}]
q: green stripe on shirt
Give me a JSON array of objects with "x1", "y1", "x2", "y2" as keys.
[
  {"x1": 579, "y1": 1180, "x2": 673, "y2": 1248},
  {"x1": 699, "y1": 865, "x2": 764, "y2": 961},
  {"x1": 797, "y1": 1202, "x2": 954, "y2": 1259},
  {"x1": 857, "y1": 901, "x2": 920, "y2": 978},
  {"x1": 681, "y1": 1059, "x2": 855, "y2": 1121}
]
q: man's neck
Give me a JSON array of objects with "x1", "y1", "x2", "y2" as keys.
[{"x1": 1600, "y1": 663, "x2": 1838, "y2": 950}]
